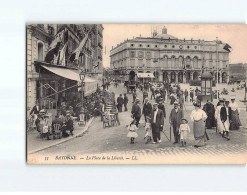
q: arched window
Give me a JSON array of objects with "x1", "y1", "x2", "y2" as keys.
[
  {"x1": 178, "y1": 56, "x2": 183, "y2": 68},
  {"x1": 37, "y1": 42, "x2": 44, "y2": 61},
  {"x1": 186, "y1": 56, "x2": 191, "y2": 68},
  {"x1": 163, "y1": 55, "x2": 168, "y2": 67},
  {"x1": 171, "y1": 56, "x2": 176, "y2": 68},
  {"x1": 193, "y1": 56, "x2": 198, "y2": 68}
]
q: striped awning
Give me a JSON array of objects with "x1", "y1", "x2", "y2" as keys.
[{"x1": 41, "y1": 65, "x2": 96, "y2": 83}]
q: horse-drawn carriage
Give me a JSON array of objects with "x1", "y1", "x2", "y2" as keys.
[{"x1": 126, "y1": 81, "x2": 137, "y2": 94}]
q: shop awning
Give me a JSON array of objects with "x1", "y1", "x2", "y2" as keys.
[
  {"x1": 41, "y1": 65, "x2": 96, "y2": 83},
  {"x1": 137, "y1": 73, "x2": 154, "y2": 78}
]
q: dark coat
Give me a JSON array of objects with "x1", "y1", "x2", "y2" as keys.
[
  {"x1": 124, "y1": 96, "x2": 128, "y2": 104},
  {"x1": 143, "y1": 102, "x2": 152, "y2": 117},
  {"x1": 151, "y1": 109, "x2": 164, "y2": 129},
  {"x1": 169, "y1": 108, "x2": 184, "y2": 126},
  {"x1": 220, "y1": 106, "x2": 232, "y2": 122},
  {"x1": 131, "y1": 104, "x2": 141, "y2": 119},
  {"x1": 30, "y1": 105, "x2": 40, "y2": 115},
  {"x1": 158, "y1": 103, "x2": 166, "y2": 118},
  {"x1": 117, "y1": 96, "x2": 124, "y2": 105},
  {"x1": 65, "y1": 118, "x2": 74, "y2": 130}
]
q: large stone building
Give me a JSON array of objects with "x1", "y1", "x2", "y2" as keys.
[
  {"x1": 110, "y1": 26, "x2": 231, "y2": 84},
  {"x1": 27, "y1": 24, "x2": 103, "y2": 112}
]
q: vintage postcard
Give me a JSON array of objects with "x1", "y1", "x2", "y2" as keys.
[{"x1": 26, "y1": 24, "x2": 247, "y2": 164}]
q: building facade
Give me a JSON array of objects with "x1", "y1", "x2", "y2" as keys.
[
  {"x1": 27, "y1": 24, "x2": 104, "y2": 112},
  {"x1": 110, "y1": 26, "x2": 231, "y2": 84}
]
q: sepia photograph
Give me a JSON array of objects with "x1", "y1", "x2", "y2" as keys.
[{"x1": 26, "y1": 24, "x2": 247, "y2": 164}]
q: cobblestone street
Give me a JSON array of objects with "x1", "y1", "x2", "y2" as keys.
[{"x1": 28, "y1": 83, "x2": 247, "y2": 164}]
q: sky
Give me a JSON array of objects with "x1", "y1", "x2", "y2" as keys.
[{"x1": 102, "y1": 24, "x2": 247, "y2": 68}]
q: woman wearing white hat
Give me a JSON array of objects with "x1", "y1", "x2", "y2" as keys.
[
  {"x1": 215, "y1": 98, "x2": 225, "y2": 134},
  {"x1": 229, "y1": 96, "x2": 242, "y2": 130}
]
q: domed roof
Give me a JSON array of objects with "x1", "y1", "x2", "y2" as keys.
[{"x1": 201, "y1": 71, "x2": 213, "y2": 79}]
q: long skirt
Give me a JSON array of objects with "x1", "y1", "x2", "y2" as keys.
[
  {"x1": 216, "y1": 115, "x2": 225, "y2": 133},
  {"x1": 193, "y1": 119, "x2": 209, "y2": 146},
  {"x1": 205, "y1": 115, "x2": 216, "y2": 129},
  {"x1": 230, "y1": 110, "x2": 242, "y2": 130}
]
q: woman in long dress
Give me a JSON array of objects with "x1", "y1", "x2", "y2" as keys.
[
  {"x1": 229, "y1": 96, "x2": 242, "y2": 130},
  {"x1": 215, "y1": 98, "x2": 225, "y2": 134},
  {"x1": 190, "y1": 102, "x2": 209, "y2": 147}
]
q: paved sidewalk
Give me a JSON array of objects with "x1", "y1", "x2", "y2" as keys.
[{"x1": 27, "y1": 117, "x2": 94, "y2": 154}]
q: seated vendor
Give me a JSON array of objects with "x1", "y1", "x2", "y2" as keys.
[{"x1": 61, "y1": 112, "x2": 74, "y2": 137}]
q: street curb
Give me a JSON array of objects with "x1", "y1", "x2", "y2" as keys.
[{"x1": 28, "y1": 117, "x2": 95, "y2": 154}]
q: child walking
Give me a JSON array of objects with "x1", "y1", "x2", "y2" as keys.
[
  {"x1": 144, "y1": 116, "x2": 152, "y2": 144},
  {"x1": 178, "y1": 118, "x2": 190, "y2": 147},
  {"x1": 127, "y1": 120, "x2": 138, "y2": 144}
]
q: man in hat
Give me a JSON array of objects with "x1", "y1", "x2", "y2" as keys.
[
  {"x1": 220, "y1": 98, "x2": 232, "y2": 140},
  {"x1": 184, "y1": 89, "x2": 188, "y2": 102},
  {"x1": 158, "y1": 98, "x2": 166, "y2": 119},
  {"x1": 169, "y1": 101, "x2": 184, "y2": 144},
  {"x1": 150, "y1": 103, "x2": 164, "y2": 144},
  {"x1": 190, "y1": 89, "x2": 194, "y2": 102},
  {"x1": 143, "y1": 98, "x2": 152, "y2": 122},
  {"x1": 131, "y1": 98, "x2": 142, "y2": 127},
  {"x1": 117, "y1": 94, "x2": 124, "y2": 112},
  {"x1": 143, "y1": 90, "x2": 148, "y2": 103},
  {"x1": 61, "y1": 112, "x2": 74, "y2": 137},
  {"x1": 179, "y1": 93, "x2": 185, "y2": 110},
  {"x1": 132, "y1": 91, "x2": 137, "y2": 103},
  {"x1": 123, "y1": 93, "x2": 129, "y2": 112}
]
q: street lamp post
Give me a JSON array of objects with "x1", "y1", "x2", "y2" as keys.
[{"x1": 79, "y1": 71, "x2": 86, "y2": 112}]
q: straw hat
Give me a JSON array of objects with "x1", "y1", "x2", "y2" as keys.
[
  {"x1": 181, "y1": 118, "x2": 188, "y2": 123},
  {"x1": 230, "y1": 95, "x2": 236, "y2": 100}
]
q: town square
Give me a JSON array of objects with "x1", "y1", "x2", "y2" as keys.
[{"x1": 26, "y1": 24, "x2": 247, "y2": 164}]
